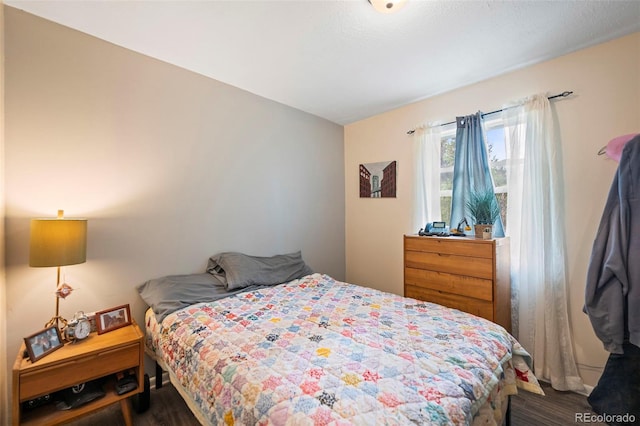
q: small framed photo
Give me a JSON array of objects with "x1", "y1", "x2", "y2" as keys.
[
  {"x1": 96, "y1": 304, "x2": 131, "y2": 335},
  {"x1": 24, "y1": 326, "x2": 64, "y2": 363}
]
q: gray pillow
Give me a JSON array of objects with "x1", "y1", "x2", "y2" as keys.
[
  {"x1": 137, "y1": 273, "x2": 230, "y2": 322},
  {"x1": 207, "y1": 251, "x2": 313, "y2": 290}
]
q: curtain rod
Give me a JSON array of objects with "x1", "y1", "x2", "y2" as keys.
[{"x1": 406, "y1": 91, "x2": 573, "y2": 135}]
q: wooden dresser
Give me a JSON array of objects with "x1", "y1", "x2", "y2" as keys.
[{"x1": 404, "y1": 235, "x2": 511, "y2": 332}]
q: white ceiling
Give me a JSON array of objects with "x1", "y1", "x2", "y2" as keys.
[{"x1": 6, "y1": 0, "x2": 640, "y2": 125}]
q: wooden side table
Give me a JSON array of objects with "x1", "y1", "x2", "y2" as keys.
[{"x1": 12, "y1": 321, "x2": 144, "y2": 425}]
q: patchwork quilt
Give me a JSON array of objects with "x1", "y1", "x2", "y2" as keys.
[{"x1": 146, "y1": 273, "x2": 541, "y2": 425}]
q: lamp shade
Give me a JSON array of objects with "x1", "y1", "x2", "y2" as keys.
[{"x1": 29, "y1": 213, "x2": 87, "y2": 267}]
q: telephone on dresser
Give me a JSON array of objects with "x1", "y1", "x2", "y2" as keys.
[{"x1": 418, "y1": 221, "x2": 450, "y2": 237}]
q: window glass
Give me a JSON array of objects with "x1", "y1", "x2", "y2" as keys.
[
  {"x1": 485, "y1": 119, "x2": 508, "y2": 228},
  {"x1": 439, "y1": 127, "x2": 456, "y2": 225},
  {"x1": 437, "y1": 118, "x2": 508, "y2": 229}
]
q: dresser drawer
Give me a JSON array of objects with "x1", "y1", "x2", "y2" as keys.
[
  {"x1": 404, "y1": 250, "x2": 493, "y2": 279},
  {"x1": 19, "y1": 343, "x2": 140, "y2": 400},
  {"x1": 405, "y1": 285, "x2": 494, "y2": 321},
  {"x1": 405, "y1": 237, "x2": 493, "y2": 258},
  {"x1": 404, "y1": 267, "x2": 493, "y2": 301}
]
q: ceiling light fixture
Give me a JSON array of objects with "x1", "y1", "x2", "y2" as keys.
[{"x1": 368, "y1": 0, "x2": 407, "y2": 14}]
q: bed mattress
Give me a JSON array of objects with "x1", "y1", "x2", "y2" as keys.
[{"x1": 144, "y1": 273, "x2": 542, "y2": 425}]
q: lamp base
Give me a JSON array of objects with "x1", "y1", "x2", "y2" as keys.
[
  {"x1": 46, "y1": 266, "x2": 69, "y2": 331},
  {"x1": 45, "y1": 315, "x2": 68, "y2": 330}
]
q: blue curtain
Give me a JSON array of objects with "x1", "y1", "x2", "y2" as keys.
[{"x1": 449, "y1": 112, "x2": 505, "y2": 237}]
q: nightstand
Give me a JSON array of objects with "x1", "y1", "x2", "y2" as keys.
[{"x1": 12, "y1": 321, "x2": 144, "y2": 425}]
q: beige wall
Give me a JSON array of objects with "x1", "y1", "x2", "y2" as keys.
[
  {"x1": 1, "y1": 1, "x2": 8, "y2": 423},
  {"x1": 345, "y1": 32, "x2": 640, "y2": 388},
  {"x1": 3, "y1": 5, "x2": 345, "y2": 401}
]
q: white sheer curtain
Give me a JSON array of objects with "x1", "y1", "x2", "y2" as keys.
[
  {"x1": 503, "y1": 94, "x2": 584, "y2": 392},
  {"x1": 413, "y1": 125, "x2": 442, "y2": 230}
]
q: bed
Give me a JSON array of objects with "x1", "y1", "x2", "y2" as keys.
[{"x1": 138, "y1": 252, "x2": 543, "y2": 425}]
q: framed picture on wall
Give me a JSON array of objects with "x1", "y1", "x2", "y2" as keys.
[{"x1": 359, "y1": 161, "x2": 397, "y2": 198}]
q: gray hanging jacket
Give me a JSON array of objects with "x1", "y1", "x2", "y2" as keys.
[{"x1": 584, "y1": 135, "x2": 640, "y2": 354}]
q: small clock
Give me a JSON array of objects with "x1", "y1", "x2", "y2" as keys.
[{"x1": 64, "y1": 311, "x2": 92, "y2": 342}]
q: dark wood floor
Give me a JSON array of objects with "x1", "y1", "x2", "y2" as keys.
[
  {"x1": 69, "y1": 381, "x2": 606, "y2": 425},
  {"x1": 510, "y1": 382, "x2": 606, "y2": 426}
]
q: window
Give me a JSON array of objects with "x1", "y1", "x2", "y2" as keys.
[
  {"x1": 485, "y1": 118, "x2": 508, "y2": 228},
  {"x1": 438, "y1": 118, "x2": 508, "y2": 229},
  {"x1": 439, "y1": 125, "x2": 456, "y2": 225}
]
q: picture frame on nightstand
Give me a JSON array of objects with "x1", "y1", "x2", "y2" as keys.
[
  {"x1": 24, "y1": 325, "x2": 64, "y2": 362},
  {"x1": 96, "y1": 304, "x2": 132, "y2": 334}
]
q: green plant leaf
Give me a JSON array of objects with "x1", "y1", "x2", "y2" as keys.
[{"x1": 465, "y1": 189, "x2": 501, "y2": 225}]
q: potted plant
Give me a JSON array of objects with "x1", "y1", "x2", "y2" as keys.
[{"x1": 465, "y1": 190, "x2": 501, "y2": 239}]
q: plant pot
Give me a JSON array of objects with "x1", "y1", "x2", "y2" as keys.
[{"x1": 474, "y1": 224, "x2": 493, "y2": 239}]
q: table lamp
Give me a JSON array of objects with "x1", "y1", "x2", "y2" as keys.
[{"x1": 29, "y1": 210, "x2": 87, "y2": 330}]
